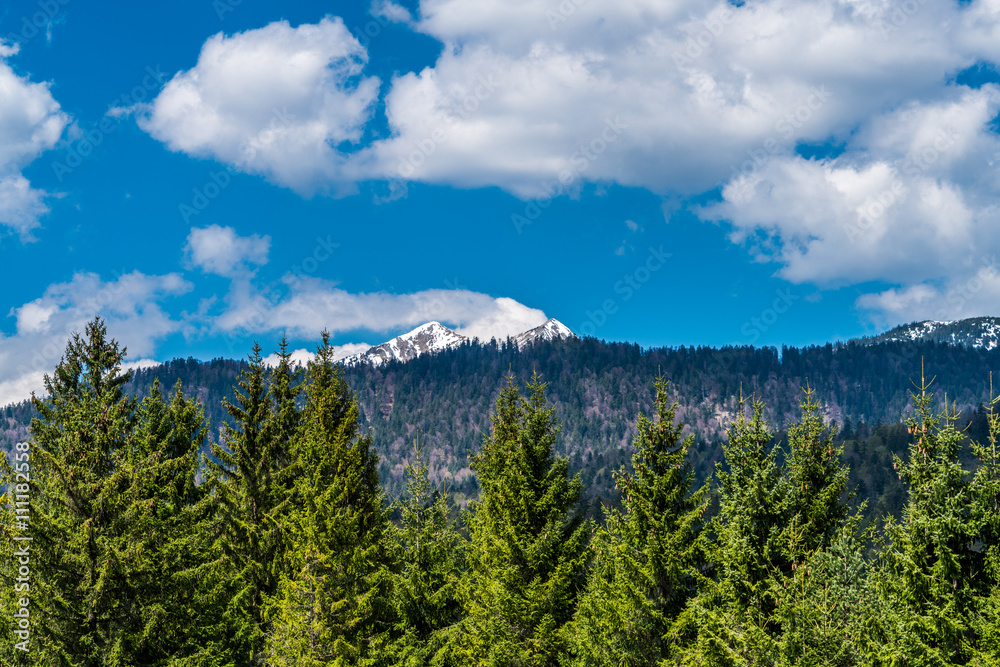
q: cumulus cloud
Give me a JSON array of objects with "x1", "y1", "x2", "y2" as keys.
[
  {"x1": 134, "y1": 1, "x2": 1000, "y2": 201},
  {"x1": 129, "y1": 1, "x2": 1000, "y2": 325},
  {"x1": 364, "y1": 0, "x2": 993, "y2": 197},
  {"x1": 262, "y1": 343, "x2": 371, "y2": 368},
  {"x1": 185, "y1": 225, "x2": 271, "y2": 277},
  {"x1": 205, "y1": 274, "x2": 548, "y2": 342},
  {"x1": 371, "y1": 1, "x2": 413, "y2": 25},
  {"x1": 136, "y1": 18, "x2": 380, "y2": 195},
  {"x1": 0, "y1": 271, "x2": 191, "y2": 404},
  {"x1": 700, "y1": 84, "x2": 1000, "y2": 321},
  {"x1": 0, "y1": 40, "x2": 70, "y2": 238}
]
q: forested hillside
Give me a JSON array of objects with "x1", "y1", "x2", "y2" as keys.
[
  {"x1": 3, "y1": 335, "x2": 998, "y2": 521},
  {"x1": 2, "y1": 319, "x2": 997, "y2": 665}
]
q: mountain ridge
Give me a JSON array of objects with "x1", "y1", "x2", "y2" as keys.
[
  {"x1": 857, "y1": 316, "x2": 1000, "y2": 350},
  {"x1": 344, "y1": 318, "x2": 577, "y2": 366}
]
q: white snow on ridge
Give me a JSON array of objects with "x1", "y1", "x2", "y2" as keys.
[
  {"x1": 343, "y1": 318, "x2": 576, "y2": 366},
  {"x1": 513, "y1": 318, "x2": 577, "y2": 349},
  {"x1": 870, "y1": 317, "x2": 1000, "y2": 349}
]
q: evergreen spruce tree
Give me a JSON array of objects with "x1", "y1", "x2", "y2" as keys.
[
  {"x1": 970, "y1": 386, "x2": 1000, "y2": 664},
  {"x1": 774, "y1": 387, "x2": 869, "y2": 667},
  {"x1": 567, "y1": 377, "x2": 708, "y2": 666},
  {"x1": 128, "y1": 379, "x2": 230, "y2": 666},
  {"x1": 782, "y1": 385, "x2": 851, "y2": 562},
  {"x1": 774, "y1": 517, "x2": 873, "y2": 667},
  {"x1": 0, "y1": 319, "x2": 220, "y2": 665},
  {"x1": 870, "y1": 372, "x2": 978, "y2": 666},
  {"x1": 458, "y1": 373, "x2": 590, "y2": 666},
  {"x1": 206, "y1": 342, "x2": 282, "y2": 665},
  {"x1": 265, "y1": 338, "x2": 303, "y2": 585},
  {"x1": 265, "y1": 332, "x2": 392, "y2": 666},
  {"x1": 388, "y1": 439, "x2": 466, "y2": 667},
  {"x1": 684, "y1": 396, "x2": 789, "y2": 666}
]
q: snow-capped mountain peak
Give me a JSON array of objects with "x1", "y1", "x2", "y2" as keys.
[
  {"x1": 344, "y1": 321, "x2": 468, "y2": 366},
  {"x1": 512, "y1": 318, "x2": 577, "y2": 349},
  {"x1": 343, "y1": 318, "x2": 576, "y2": 366}
]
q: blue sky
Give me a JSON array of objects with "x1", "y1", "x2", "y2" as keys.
[{"x1": 2, "y1": 0, "x2": 1000, "y2": 402}]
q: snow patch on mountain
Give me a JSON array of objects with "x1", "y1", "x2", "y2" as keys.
[
  {"x1": 512, "y1": 318, "x2": 577, "y2": 349},
  {"x1": 343, "y1": 319, "x2": 576, "y2": 366},
  {"x1": 861, "y1": 317, "x2": 1000, "y2": 349}
]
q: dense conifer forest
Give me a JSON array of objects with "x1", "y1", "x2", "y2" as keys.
[
  {"x1": 0, "y1": 318, "x2": 998, "y2": 665},
  {"x1": 3, "y1": 328, "x2": 997, "y2": 522}
]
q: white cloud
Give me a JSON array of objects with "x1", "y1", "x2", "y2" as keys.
[
  {"x1": 372, "y1": 1, "x2": 413, "y2": 25},
  {"x1": 127, "y1": 1, "x2": 1000, "y2": 326},
  {"x1": 185, "y1": 225, "x2": 271, "y2": 277},
  {"x1": 0, "y1": 271, "x2": 191, "y2": 404},
  {"x1": 698, "y1": 85, "x2": 1000, "y2": 321},
  {"x1": 362, "y1": 0, "x2": 992, "y2": 197},
  {"x1": 136, "y1": 18, "x2": 380, "y2": 195},
  {"x1": 262, "y1": 343, "x2": 371, "y2": 368},
  {"x1": 204, "y1": 274, "x2": 548, "y2": 341},
  {"x1": 856, "y1": 259, "x2": 1000, "y2": 327},
  {"x1": 0, "y1": 40, "x2": 70, "y2": 238}
]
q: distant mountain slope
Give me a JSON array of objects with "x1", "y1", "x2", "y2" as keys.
[
  {"x1": 4, "y1": 330, "x2": 998, "y2": 525},
  {"x1": 344, "y1": 318, "x2": 576, "y2": 365},
  {"x1": 860, "y1": 316, "x2": 1000, "y2": 349},
  {"x1": 513, "y1": 318, "x2": 577, "y2": 349},
  {"x1": 345, "y1": 322, "x2": 468, "y2": 366}
]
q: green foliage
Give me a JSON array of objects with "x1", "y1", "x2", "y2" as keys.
[
  {"x1": 969, "y1": 383, "x2": 1000, "y2": 665},
  {"x1": 870, "y1": 372, "x2": 978, "y2": 666},
  {"x1": 782, "y1": 385, "x2": 852, "y2": 562},
  {"x1": 387, "y1": 439, "x2": 466, "y2": 666},
  {"x1": 684, "y1": 396, "x2": 788, "y2": 666},
  {"x1": 265, "y1": 332, "x2": 392, "y2": 666},
  {"x1": 774, "y1": 518, "x2": 873, "y2": 667},
  {"x1": 567, "y1": 377, "x2": 709, "y2": 666},
  {"x1": 205, "y1": 342, "x2": 287, "y2": 664},
  {"x1": 0, "y1": 319, "x2": 218, "y2": 666},
  {"x1": 9, "y1": 324, "x2": 1000, "y2": 665},
  {"x1": 458, "y1": 373, "x2": 591, "y2": 666}
]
